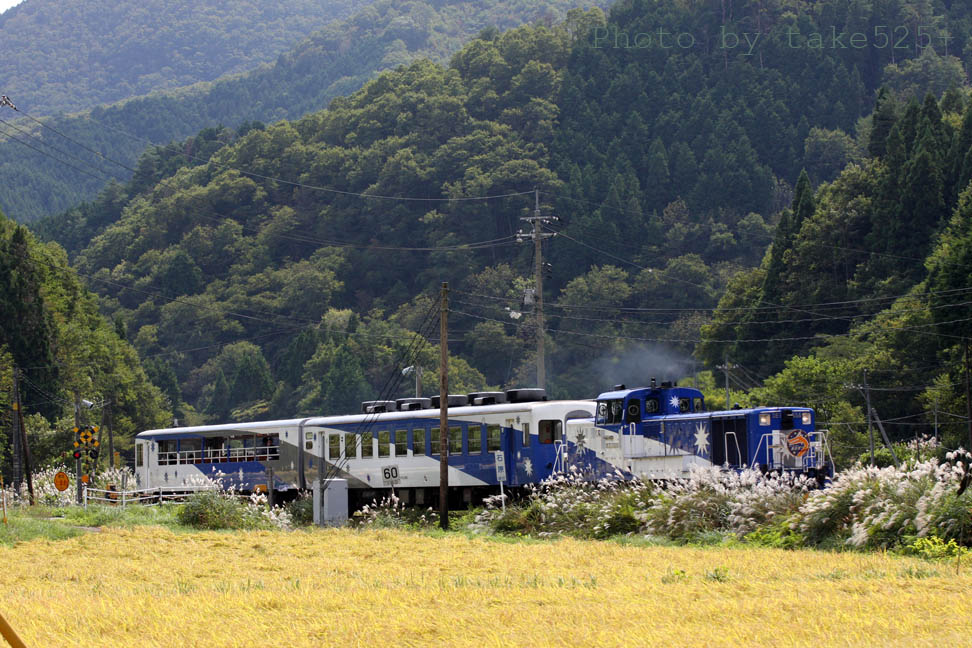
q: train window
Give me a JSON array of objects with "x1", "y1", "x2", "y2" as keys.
[
  {"x1": 328, "y1": 434, "x2": 340, "y2": 460},
  {"x1": 378, "y1": 430, "x2": 390, "y2": 458},
  {"x1": 596, "y1": 400, "x2": 624, "y2": 425},
  {"x1": 136, "y1": 443, "x2": 143, "y2": 467},
  {"x1": 539, "y1": 420, "x2": 562, "y2": 444},
  {"x1": 449, "y1": 426, "x2": 462, "y2": 454},
  {"x1": 395, "y1": 429, "x2": 407, "y2": 456},
  {"x1": 413, "y1": 428, "x2": 425, "y2": 455},
  {"x1": 522, "y1": 423, "x2": 530, "y2": 447},
  {"x1": 645, "y1": 398, "x2": 659, "y2": 414},
  {"x1": 679, "y1": 398, "x2": 690, "y2": 413},
  {"x1": 158, "y1": 439, "x2": 177, "y2": 465},
  {"x1": 468, "y1": 425, "x2": 482, "y2": 454},
  {"x1": 487, "y1": 425, "x2": 501, "y2": 451},
  {"x1": 180, "y1": 439, "x2": 202, "y2": 464},
  {"x1": 362, "y1": 431, "x2": 374, "y2": 458},
  {"x1": 693, "y1": 398, "x2": 704, "y2": 412},
  {"x1": 344, "y1": 433, "x2": 357, "y2": 459},
  {"x1": 430, "y1": 427, "x2": 440, "y2": 455}
]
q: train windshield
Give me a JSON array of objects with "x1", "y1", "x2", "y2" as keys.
[{"x1": 596, "y1": 400, "x2": 624, "y2": 425}]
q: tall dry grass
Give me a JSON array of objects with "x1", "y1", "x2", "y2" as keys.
[{"x1": 2, "y1": 526, "x2": 970, "y2": 647}]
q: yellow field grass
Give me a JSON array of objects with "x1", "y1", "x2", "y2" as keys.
[{"x1": 2, "y1": 526, "x2": 971, "y2": 647}]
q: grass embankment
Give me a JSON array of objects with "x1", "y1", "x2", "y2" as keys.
[{"x1": 2, "y1": 524, "x2": 971, "y2": 647}]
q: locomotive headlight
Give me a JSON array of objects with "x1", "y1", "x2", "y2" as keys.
[
  {"x1": 802, "y1": 412, "x2": 812, "y2": 425},
  {"x1": 759, "y1": 413, "x2": 771, "y2": 426}
]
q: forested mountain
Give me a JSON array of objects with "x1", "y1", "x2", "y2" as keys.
[
  {"x1": 13, "y1": 0, "x2": 972, "y2": 470},
  {"x1": 1, "y1": 0, "x2": 613, "y2": 221},
  {"x1": 0, "y1": 0, "x2": 370, "y2": 116},
  {"x1": 0, "y1": 211, "x2": 168, "y2": 471}
]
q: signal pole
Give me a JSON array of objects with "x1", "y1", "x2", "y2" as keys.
[
  {"x1": 74, "y1": 392, "x2": 82, "y2": 504},
  {"x1": 439, "y1": 282, "x2": 449, "y2": 530},
  {"x1": 517, "y1": 189, "x2": 556, "y2": 389}
]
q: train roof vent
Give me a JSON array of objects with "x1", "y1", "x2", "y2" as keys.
[
  {"x1": 505, "y1": 388, "x2": 547, "y2": 403},
  {"x1": 395, "y1": 397, "x2": 432, "y2": 411},
  {"x1": 361, "y1": 400, "x2": 396, "y2": 414},
  {"x1": 467, "y1": 391, "x2": 507, "y2": 406},
  {"x1": 430, "y1": 394, "x2": 469, "y2": 408}
]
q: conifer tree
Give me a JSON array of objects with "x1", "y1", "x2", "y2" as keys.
[{"x1": 868, "y1": 87, "x2": 898, "y2": 158}]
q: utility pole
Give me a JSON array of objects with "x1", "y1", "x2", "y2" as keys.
[
  {"x1": 965, "y1": 340, "x2": 972, "y2": 451},
  {"x1": 12, "y1": 368, "x2": 33, "y2": 504},
  {"x1": 10, "y1": 370, "x2": 21, "y2": 492},
  {"x1": 716, "y1": 355, "x2": 736, "y2": 409},
  {"x1": 414, "y1": 366, "x2": 423, "y2": 399},
  {"x1": 864, "y1": 370, "x2": 874, "y2": 466},
  {"x1": 517, "y1": 189, "x2": 556, "y2": 390},
  {"x1": 107, "y1": 395, "x2": 115, "y2": 470},
  {"x1": 439, "y1": 282, "x2": 449, "y2": 531}
]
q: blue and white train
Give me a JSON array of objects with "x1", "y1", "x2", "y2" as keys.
[{"x1": 133, "y1": 383, "x2": 830, "y2": 505}]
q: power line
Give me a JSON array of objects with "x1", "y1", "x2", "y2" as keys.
[{"x1": 0, "y1": 120, "x2": 111, "y2": 183}]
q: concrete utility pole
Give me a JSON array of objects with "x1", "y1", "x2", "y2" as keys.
[
  {"x1": 716, "y1": 355, "x2": 736, "y2": 409},
  {"x1": 517, "y1": 189, "x2": 556, "y2": 390},
  {"x1": 439, "y1": 282, "x2": 449, "y2": 531}
]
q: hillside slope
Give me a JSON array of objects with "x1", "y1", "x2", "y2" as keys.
[
  {"x1": 0, "y1": 0, "x2": 614, "y2": 221},
  {"x1": 0, "y1": 0, "x2": 369, "y2": 116}
]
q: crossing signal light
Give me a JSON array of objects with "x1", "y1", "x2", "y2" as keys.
[{"x1": 72, "y1": 449, "x2": 82, "y2": 459}]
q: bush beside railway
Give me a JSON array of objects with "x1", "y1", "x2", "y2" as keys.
[{"x1": 3, "y1": 452, "x2": 971, "y2": 557}]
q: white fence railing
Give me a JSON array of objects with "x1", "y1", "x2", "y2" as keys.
[{"x1": 82, "y1": 484, "x2": 219, "y2": 508}]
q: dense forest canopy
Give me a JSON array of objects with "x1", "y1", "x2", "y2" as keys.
[
  {"x1": 5, "y1": 0, "x2": 972, "y2": 475},
  {"x1": 0, "y1": 0, "x2": 372, "y2": 116},
  {"x1": 0, "y1": 0, "x2": 614, "y2": 221},
  {"x1": 0, "y1": 210, "x2": 169, "y2": 475}
]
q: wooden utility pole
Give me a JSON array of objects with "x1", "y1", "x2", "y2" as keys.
[
  {"x1": 965, "y1": 340, "x2": 972, "y2": 451},
  {"x1": 439, "y1": 282, "x2": 449, "y2": 530},
  {"x1": 12, "y1": 368, "x2": 33, "y2": 504},
  {"x1": 10, "y1": 370, "x2": 21, "y2": 492},
  {"x1": 517, "y1": 189, "x2": 555, "y2": 390}
]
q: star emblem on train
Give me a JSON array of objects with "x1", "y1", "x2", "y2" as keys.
[
  {"x1": 694, "y1": 422, "x2": 709, "y2": 456},
  {"x1": 669, "y1": 395, "x2": 680, "y2": 410},
  {"x1": 524, "y1": 458, "x2": 533, "y2": 476}
]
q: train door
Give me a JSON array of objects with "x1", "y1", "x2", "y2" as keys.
[
  {"x1": 135, "y1": 439, "x2": 149, "y2": 488},
  {"x1": 504, "y1": 423, "x2": 517, "y2": 486},
  {"x1": 711, "y1": 416, "x2": 747, "y2": 468}
]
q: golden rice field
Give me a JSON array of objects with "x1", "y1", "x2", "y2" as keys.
[{"x1": 2, "y1": 526, "x2": 972, "y2": 647}]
